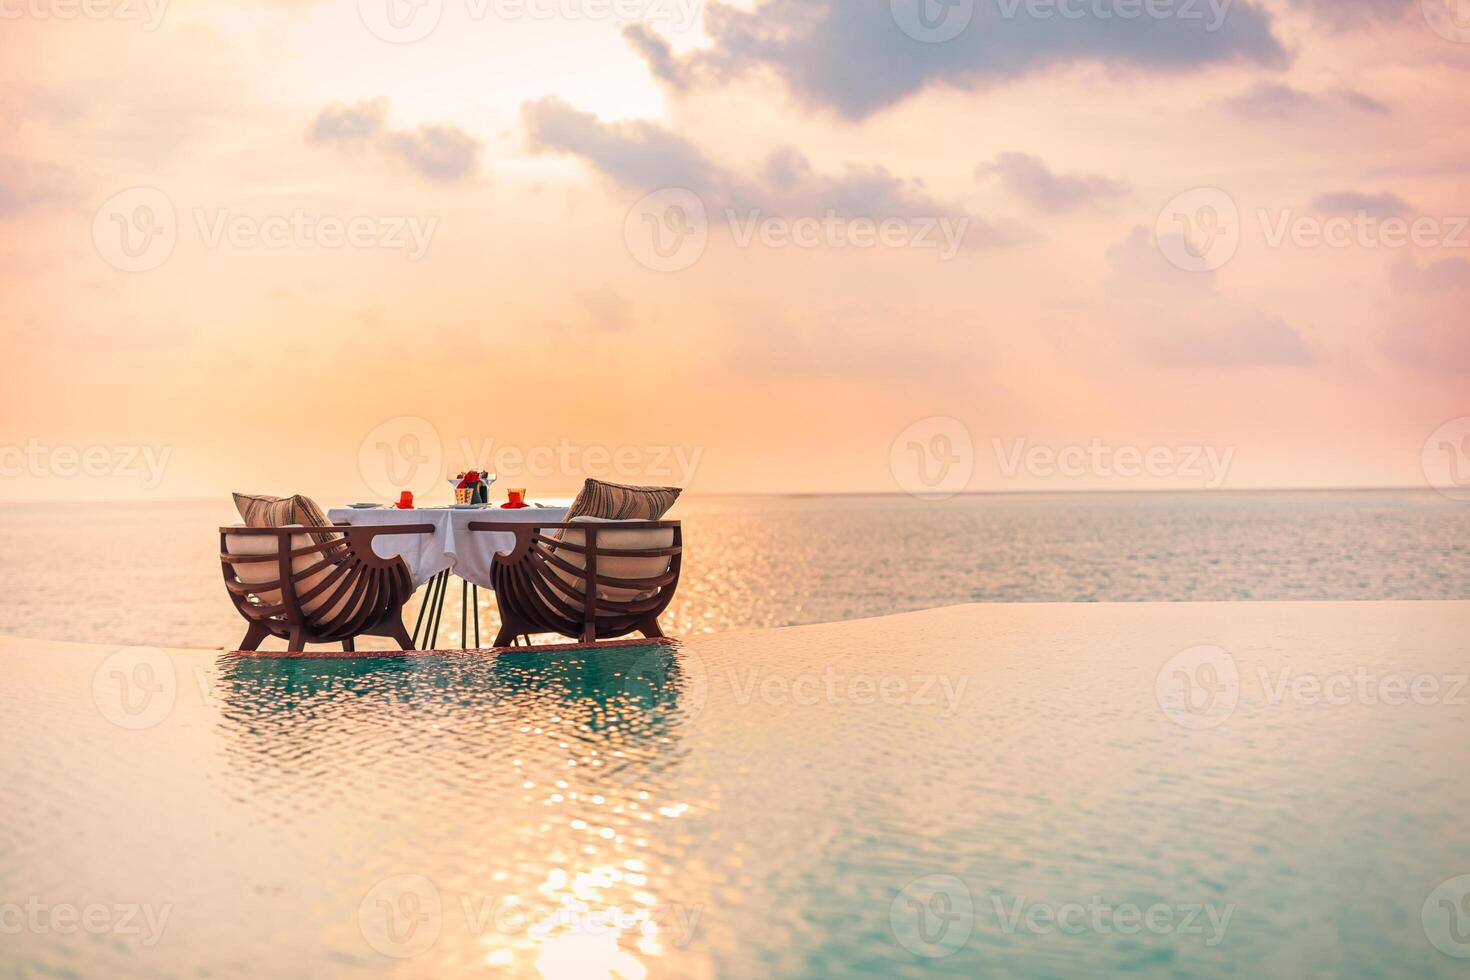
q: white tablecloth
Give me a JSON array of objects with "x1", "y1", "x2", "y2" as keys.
[{"x1": 328, "y1": 507, "x2": 568, "y2": 589}]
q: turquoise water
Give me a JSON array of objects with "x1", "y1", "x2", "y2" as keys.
[
  {"x1": 3, "y1": 601, "x2": 1468, "y2": 977},
  {"x1": 1, "y1": 490, "x2": 1467, "y2": 649}
]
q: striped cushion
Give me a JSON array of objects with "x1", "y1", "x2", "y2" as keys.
[
  {"x1": 292, "y1": 495, "x2": 336, "y2": 533},
  {"x1": 563, "y1": 479, "x2": 681, "y2": 521},
  {"x1": 233, "y1": 492, "x2": 295, "y2": 528},
  {"x1": 233, "y1": 492, "x2": 341, "y2": 548}
]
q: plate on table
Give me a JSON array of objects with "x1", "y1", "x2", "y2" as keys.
[
  {"x1": 450, "y1": 503, "x2": 483, "y2": 509},
  {"x1": 347, "y1": 502, "x2": 381, "y2": 509}
]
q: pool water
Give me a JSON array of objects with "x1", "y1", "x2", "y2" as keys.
[{"x1": 2, "y1": 600, "x2": 1468, "y2": 978}]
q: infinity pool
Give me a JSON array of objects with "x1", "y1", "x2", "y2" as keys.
[{"x1": 2, "y1": 601, "x2": 1468, "y2": 977}]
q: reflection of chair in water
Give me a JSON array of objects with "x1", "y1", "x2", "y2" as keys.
[
  {"x1": 214, "y1": 643, "x2": 691, "y2": 744},
  {"x1": 211, "y1": 644, "x2": 699, "y2": 917},
  {"x1": 469, "y1": 519, "x2": 682, "y2": 646},
  {"x1": 219, "y1": 523, "x2": 433, "y2": 652},
  {"x1": 490, "y1": 643, "x2": 690, "y2": 720}
]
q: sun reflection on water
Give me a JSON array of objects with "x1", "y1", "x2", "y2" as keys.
[
  {"x1": 210, "y1": 642, "x2": 706, "y2": 979},
  {"x1": 455, "y1": 646, "x2": 701, "y2": 978}
]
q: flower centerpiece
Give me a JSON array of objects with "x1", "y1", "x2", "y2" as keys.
[{"x1": 450, "y1": 469, "x2": 495, "y2": 504}]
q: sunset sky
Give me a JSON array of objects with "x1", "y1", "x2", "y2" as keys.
[{"x1": 1, "y1": 0, "x2": 1467, "y2": 501}]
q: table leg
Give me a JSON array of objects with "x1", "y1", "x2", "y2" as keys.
[
  {"x1": 429, "y1": 570, "x2": 446, "y2": 646},
  {"x1": 410, "y1": 572, "x2": 435, "y2": 647},
  {"x1": 428, "y1": 572, "x2": 448, "y2": 650},
  {"x1": 472, "y1": 584, "x2": 480, "y2": 648},
  {"x1": 460, "y1": 578, "x2": 468, "y2": 649},
  {"x1": 414, "y1": 570, "x2": 449, "y2": 649}
]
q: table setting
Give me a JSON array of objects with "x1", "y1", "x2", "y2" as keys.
[{"x1": 327, "y1": 472, "x2": 568, "y2": 647}]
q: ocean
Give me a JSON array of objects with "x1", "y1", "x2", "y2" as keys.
[{"x1": 1, "y1": 489, "x2": 1466, "y2": 649}]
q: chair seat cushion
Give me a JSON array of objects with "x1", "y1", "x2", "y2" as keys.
[
  {"x1": 546, "y1": 517, "x2": 675, "y2": 608},
  {"x1": 224, "y1": 525, "x2": 366, "y2": 625}
]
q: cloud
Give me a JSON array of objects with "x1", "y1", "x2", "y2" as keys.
[
  {"x1": 719, "y1": 301, "x2": 989, "y2": 380},
  {"x1": 1106, "y1": 226, "x2": 1317, "y2": 366},
  {"x1": 1385, "y1": 334, "x2": 1470, "y2": 373},
  {"x1": 523, "y1": 96, "x2": 1023, "y2": 247},
  {"x1": 1339, "y1": 89, "x2": 1393, "y2": 115},
  {"x1": 309, "y1": 99, "x2": 387, "y2": 143},
  {"x1": 573, "y1": 283, "x2": 634, "y2": 332},
  {"x1": 534, "y1": 282, "x2": 635, "y2": 334},
  {"x1": 1288, "y1": 0, "x2": 1414, "y2": 30},
  {"x1": 1311, "y1": 190, "x2": 1409, "y2": 218},
  {"x1": 0, "y1": 156, "x2": 72, "y2": 216},
  {"x1": 621, "y1": 23, "x2": 690, "y2": 90},
  {"x1": 625, "y1": 0, "x2": 1288, "y2": 119},
  {"x1": 1222, "y1": 81, "x2": 1391, "y2": 118},
  {"x1": 310, "y1": 100, "x2": 481, "y2": 181},
  {"x1": 753, "y1": 146, "x2": 973, "y2": 222},
  {"x1": 382, "y1": 125, "x2": 480, "y2": 181},
  {"x1": 1138, "y1": 303, "x2": 1317, "y2": 367},
  {"x1": 1106, "y1": 224, "x2": 1212, "y2": 296},
  {"x1": 1383, "y1": 254, "x2": 1470, "y2": 374},
  {"x1": 980, "y1": 152, "x2": 1128, "y2": 212},
  {"x1": 522, "y1": 95, "x2": 718, "y2": 192},
  {"x1": 1390, "y1": 253, "x2": 1470, "y2": 292}
]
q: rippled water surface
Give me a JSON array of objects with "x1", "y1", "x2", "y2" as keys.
[
  {"x1": 2, "y1": 602, "x2": 1468, "y2": 978},
  {"x1": 1, "y1": 491, "x2": 1467, "y2": 649}
]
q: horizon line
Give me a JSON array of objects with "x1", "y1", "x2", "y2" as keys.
[{"x1": 0, "y1": 485, "x2": 1449, "y2": 506}]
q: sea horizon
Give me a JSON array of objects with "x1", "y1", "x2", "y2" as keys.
[
  {"x1": 5, "y1": 490, "x2": 1466, "y2": 652},
  {"x1": 0, "y1": 484, "x2": 1455, "y2": 506}
]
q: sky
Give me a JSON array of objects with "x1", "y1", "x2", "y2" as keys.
[{"x1": 1, "y1": 0, "x2": 1467, "y2": 502}]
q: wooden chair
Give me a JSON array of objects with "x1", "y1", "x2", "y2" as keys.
[
  {"x1": 220, "y1": 523, "x2": 433, "y2": 652},
  {"x1": 469, "y1": 519, "x2": 682, "y2": 646}
]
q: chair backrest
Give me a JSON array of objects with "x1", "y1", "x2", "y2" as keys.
[
  {"x1": 475, "y1": 517, "x2": 682, "y2": 641},
  {"x1": 222, "y1": 526, "x2": 365, "y2": 625},
  {"x1": 548, "y1": 517, "x2": 677, "y2": 607}
]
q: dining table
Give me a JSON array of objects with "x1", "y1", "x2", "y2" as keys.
[{"x1": 328, "y1": 504, "x2": 569, "y2": 649}]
